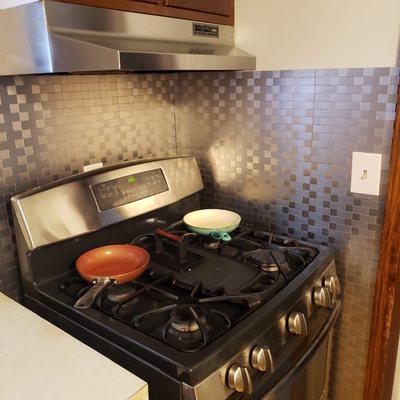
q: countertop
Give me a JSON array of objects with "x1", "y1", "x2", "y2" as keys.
[
  {"x1": 0, "y1": 293, "x2": 148, "y2": 400},
  {"x1": 0, "y1": 0, "x2": 39, "y2": 10}
]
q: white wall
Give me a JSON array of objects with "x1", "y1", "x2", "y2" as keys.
[
  {"x1": 0, "y1": 1, "x2": 38, "y2": 10},
  {"x1": 235, "y1": 0, "x2": 400, "y2": 70},
  {"x1": 393, "y1": 336, "x2": 400, "y2": 400}
]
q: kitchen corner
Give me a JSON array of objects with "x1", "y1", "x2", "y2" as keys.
[
  {"x1": 0, "y1": 1, "x2": 399, "y2": 400},
  {"x1": 0, "y1": 292, "x2": 147, "y2": 400}
]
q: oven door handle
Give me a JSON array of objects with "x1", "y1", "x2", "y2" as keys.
[{"x1": 266, "y1": 300, "x2": 342, "y2": 395}]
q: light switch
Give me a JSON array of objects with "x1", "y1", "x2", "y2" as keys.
[{"x1": 350, "y1": 152, "x2": 382, "y2": 196}]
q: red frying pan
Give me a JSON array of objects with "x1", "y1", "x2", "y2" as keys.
[{"x1": 74, "y1": 244, "x2": 150, "y2": 309}]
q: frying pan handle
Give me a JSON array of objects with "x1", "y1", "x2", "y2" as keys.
[
  {"x1": 74, "y1": 277, "x2": 113, "y2": 309},
  {"x1": 155, "y1": 228, "x2": 182, "y2": 243},
  {"x1": 211, "y1": 231, "x2": 232, "y2": 242}
]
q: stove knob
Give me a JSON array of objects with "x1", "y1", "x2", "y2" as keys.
[
  {"x1": 251, "y1": 345, "x2": 274, "y2": 373},
  {"x1": 313, "y1": 287, "x2": 333, "y2": 308},
  {"x1": 227, "y1": 364, "x2": 253, "y2": 394},
  {"x1": 323, "y1": 275, "x2": 341, "y2": 297},
  {"x1": 288, "y1": 311, "x2": 308, "y2": 335}
]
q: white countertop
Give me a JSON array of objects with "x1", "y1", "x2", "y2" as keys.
[
  {"x1": 0, "y1": 293, "x2": 148, "y2": 400},
  {"x1": 0, "y1": 0, "x2": 39, "y2": 10}
]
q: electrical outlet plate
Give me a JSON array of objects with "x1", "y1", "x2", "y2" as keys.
[{"x1": 350, "y1": 152, "x2": 382, "y2": 196}]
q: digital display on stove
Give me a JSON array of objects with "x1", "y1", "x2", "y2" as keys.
[{"x1": 91, "y1": 168, "x2": 168, "y2": 211}]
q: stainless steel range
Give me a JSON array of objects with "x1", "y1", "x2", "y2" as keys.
[{"x1": 12, "y1": 156, "x2": 341, "y2": 400}]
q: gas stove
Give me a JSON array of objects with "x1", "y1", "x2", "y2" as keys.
[
  {"x1": 58, "y1": 225, "x2": 318, "y2": 353},
  {"x1": 12, "y1": 156, "x2": 341, "y2": 400}
]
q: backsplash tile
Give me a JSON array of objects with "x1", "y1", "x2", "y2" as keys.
[
  {"x1": 0, "y1": 67, "x2": 398, "y2": 400},
  {"x1": 174, "y1": 67, "x2": 400, "y2": 400},
  {"x1": 0, "y1": 73, "x2": 177, "y2": 299}
]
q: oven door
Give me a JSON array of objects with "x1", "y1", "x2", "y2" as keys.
[
  {"x1": 182, "y1": 301, "x2": 340, "y2": 400},
  {"x1": 259, "y1": 307, "x2": 337, "y2": 400}
]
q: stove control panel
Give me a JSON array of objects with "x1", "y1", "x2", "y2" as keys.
[{"x1": 90, "y1": 168, "x2": 169, "y2": 211}]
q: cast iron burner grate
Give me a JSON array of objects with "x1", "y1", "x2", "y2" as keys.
[
  {"x1": 162, "y1": 223, "x2": 319, "y2": 282},
  {"x1": 59, "y1": 270, "x2": 273, "y2": 352},
  {"x1": 58, "y1": 221, "x2": 318, "y2": 352},
  {"x1": 128, "y1": 280, "x2": 260, "y2": 352}
]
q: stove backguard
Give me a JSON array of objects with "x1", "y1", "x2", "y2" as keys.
[{"x1": 12, "y1": 156, "x2": 203, "y2": 250}]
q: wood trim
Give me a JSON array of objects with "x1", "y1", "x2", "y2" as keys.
[
  {"x1": 57, "y1": 0, "x2": 234, "y2": 26},
  {"x1": 364, "y1": 86, "x2": 400, "y2": 399},
  {"x1": 136, "y1": 0, "x2": 161, "y2": 4},
  {"x1": 164, "y1": 0, "x2": 233, "y2": 17}
]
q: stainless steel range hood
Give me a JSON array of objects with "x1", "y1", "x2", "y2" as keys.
[{"x1": 0, "y1": 0, "x2": 256, "y2": 76}]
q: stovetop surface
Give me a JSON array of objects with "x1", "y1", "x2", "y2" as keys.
[{"x1": 58, "y1": 223, "x2": 319, "y2": 353}]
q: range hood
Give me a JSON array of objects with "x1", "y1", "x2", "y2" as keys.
[{"x1": 0, "y1": 0, "x2": 256, "y2": 76}]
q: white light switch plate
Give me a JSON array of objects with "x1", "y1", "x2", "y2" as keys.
[{"x1": 350, "y1": 152, "x2": 382, "y2": 196}]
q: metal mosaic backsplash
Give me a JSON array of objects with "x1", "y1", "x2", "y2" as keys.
[
  {"x1": 0, "y1": 73, "x2": 177, "y2": 299},
  {"x1": 174, "y1": 67, "x2": 400, "y2": 400},
  {"x1": 0, "y1": 67, "x2": 398, "y2": 400}
]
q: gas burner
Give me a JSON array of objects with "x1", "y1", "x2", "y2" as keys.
[
  {"x1": 59, "y1": 277, "x2": 91, "y2": 298},
  {"x1": 170, "y1": 319, "x2": 200, "y2": 333},
  {"x1": 262, "y1": 264, "x2": 279, "y2": 273},
  {"x1": 242, "y1": 249, "x2": 278, "y2": 270},
  {"x1": 283, "y1": 246, "x2": 318, "y2": 261},
  {"x1": 168, "y1": 301, "x2": 203, "y2": 333},
  {"x1": 105, "y1": 284, "x2": 138, "y2": 303},
  {"x1": 272, "y1": 236, "x2": 298, "y2": 247},
  {"x1": 204, "y1": 241, "x2": 220, "y2": 250},
  {"x1": 190, "y1": 235, "x2": 221, "y2": 250}
]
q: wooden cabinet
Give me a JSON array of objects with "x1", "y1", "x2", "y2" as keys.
[
  {"x1": 58, "y1": 0, "x2": 234, "y2": 25},
  {"x1": 164, "y1": 0, "x2": 232, "y2": 17},
  {"x1": 136, "y1": 0, "x2": 161, "y2": 4}
]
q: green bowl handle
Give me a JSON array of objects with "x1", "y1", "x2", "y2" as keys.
[{"x1": 211, "y1": 231, "x2": 231, "y2": 242}]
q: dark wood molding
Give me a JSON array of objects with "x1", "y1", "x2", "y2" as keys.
[
  {"x1": 57, "y1": 0, "x2": 234, "y2": 26},
  {"x1": 164, "y1": 0, "x2": 233, "y2": 17},
  {"x1": 364, "y1": 86, "x2": 400, "y2": 399}
]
